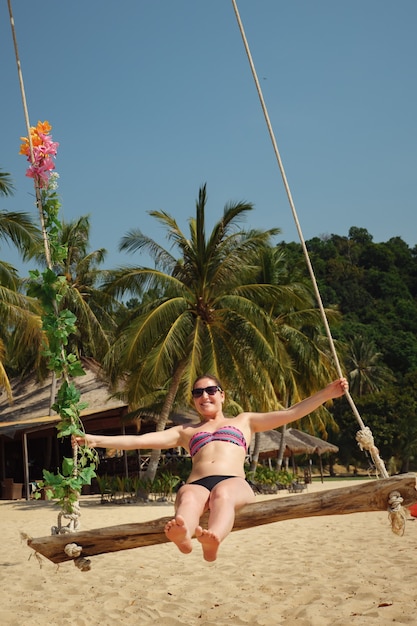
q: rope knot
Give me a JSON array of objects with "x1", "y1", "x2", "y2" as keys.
[
  {"x1": 387, "y1": 489, "x2": 407, "y2": 536},
  {"x1": 55, "y1": 501, "x2": 81, "y2": 534},
  {"x1": 388, "y1": 490, "x2": 404, "y2": 512},
  {"x1": 74, "y1": 556, "x2": 91, "y2": 572},
  {"x1": 64, "y1": 543, "x2": 83, "y2": 558},
  {"x1": 356, "y1": 426, "x2": 376, "y2": 452}
]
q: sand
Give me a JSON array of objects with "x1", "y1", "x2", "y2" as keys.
[{"x1": 1, "y1": 479, "x2": 416, "y2": 626}]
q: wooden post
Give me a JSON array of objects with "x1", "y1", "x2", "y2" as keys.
[{"x1": 22, "y1": 432, "x2": 30, "y2": 501}]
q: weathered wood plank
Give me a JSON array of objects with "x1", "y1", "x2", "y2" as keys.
[{"x1": 27, "y1": 473, "x2": 417, "y2": 564}]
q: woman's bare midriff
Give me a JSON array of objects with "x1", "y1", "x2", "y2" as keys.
[{"x1": 186, "y1": 441, "x2": 248, "y2": 482}]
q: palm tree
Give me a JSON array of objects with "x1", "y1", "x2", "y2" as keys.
[
  {"x1": 55, "y1": 216, "x2": 119, "y2": 362},
  {"x1": 31, "y1": 214, "x2": 119, "y2": 363},
  {"x1": 105, "y1": 184, "x2": 286, "y2": 480},
  {"x1": 248, "y1": 244, "x2": 342, "y2": 472},
  {"x1": 0, "y1": 210, "x2": 43, "y2": 262},
  {"x1": 346, "y1": 335, "x2": 394, "y2": 396},
  {"x1": 0, "y1": 171, "x2": 52, "y2": 390},
  {"x1": 0, "y1": 269, "x2": 42, "y2": 397},
  {"x1": 0, "y1": 276, "x2": 44, "y2": 383},
  {"x1": 0, "y1": 170, "x2": 15, "y2": 197},
  {"x1": 0, "y1": 175, "x2": 45, "y2": 392}
]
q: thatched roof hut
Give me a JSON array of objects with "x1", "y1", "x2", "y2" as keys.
[
  {"x1": 287, "y1": 428, "x2": 339, "y2": 456},
  {"x1": 0, "y1": 358, "x2": 127, "y2": 440},
  {"x1": 256, "y1": 429, "x2": 316, "y2": 457},
  {"x1": 254, "y1": 428, "x2": 339, "y2": 482},
  {"x1": 255, "y1": 429, "x2": 339, "y2": 458},
  {"x1": 0, "y1": 359, "x2": 129, "y2": 499}
]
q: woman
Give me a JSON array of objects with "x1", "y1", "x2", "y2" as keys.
[{"x1": 74, "y1": 374, "x2": 348, "y2": 561}]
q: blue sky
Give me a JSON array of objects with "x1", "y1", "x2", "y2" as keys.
[{"x1": 1, "y1": 1, "x2": 416, "y2": 273}]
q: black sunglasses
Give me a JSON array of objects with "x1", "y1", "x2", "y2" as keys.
[{"x1": 191, "y1": 385, "x2": 222, "y2": 398}]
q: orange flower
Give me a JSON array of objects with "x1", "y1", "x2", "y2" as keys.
[
  {"x1": 36, "y1": 120, "x2": 52, "y2": 134},
  {"x1": 19, "y1": 141, "x2": 29, "y2": 156},
  {"x1": 19, "y1": 121, "x2": 52, "y2": 154}
]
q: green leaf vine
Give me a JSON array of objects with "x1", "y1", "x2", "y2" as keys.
[{"x1": 21, "y1": 122, "x2": 98, "y2": 516}]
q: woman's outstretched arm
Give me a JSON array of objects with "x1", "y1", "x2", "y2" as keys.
[
  {"x1": 248, "y1": 378, "x2": 348, "y2": 433},
  {"x1": 73, "y1": 426, "x2": 183, "y2": 451}
]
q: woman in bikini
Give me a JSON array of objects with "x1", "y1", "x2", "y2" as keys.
[{"x1": 73, "y1": 374, "x2": 348, "y2": 561}]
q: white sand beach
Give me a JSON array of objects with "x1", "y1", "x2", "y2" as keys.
[{"x1": 1, "y1": 479, "x2": 417, "y2": 626}]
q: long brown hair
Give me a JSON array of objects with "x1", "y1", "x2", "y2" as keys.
[{"x1": 192, "y1": 373, "x2": 223, "y2": 391}]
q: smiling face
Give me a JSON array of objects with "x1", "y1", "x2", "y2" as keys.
[{"x1": 192, "y1": 376, "x2": 225, "y2": 419}]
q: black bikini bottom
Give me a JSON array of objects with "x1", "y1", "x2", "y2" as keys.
[{"x1": 187, "y1": 475, "x2": 237, "y2": 492}]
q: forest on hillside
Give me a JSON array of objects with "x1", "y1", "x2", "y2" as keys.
[{"x1": 279, "y1": 227, "x2": 417, "y2": 473}]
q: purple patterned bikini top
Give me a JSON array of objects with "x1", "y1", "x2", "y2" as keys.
[{"x1": 189, "y1": 425, "x2": 248, "y2": 457}]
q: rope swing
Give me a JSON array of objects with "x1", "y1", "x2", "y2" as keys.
[
  {"x1": 7, "y1": 0, "x2": 83, "y2": 536},
  {"x1": 230, "y1": 0, "x2": 409, "y2": 533},
  {"x1": 7, "y1": 2, "x2": 417, "y2": 570}
]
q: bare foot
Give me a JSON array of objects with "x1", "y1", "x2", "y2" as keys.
[
  {"x1": 195, "y1": 526, "x2": 220, "y2": 562},
  {"x1": 164, "y1": 515, "x2": 193, "y2": 554}
]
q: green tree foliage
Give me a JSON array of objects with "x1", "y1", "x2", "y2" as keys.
[
  {"x1": 0, "y1": 170, "x2": 44, "y2": 390},
  {"x1": 104, "y1": 184, "x2": 287, "y2": 480},
  {"x1": 33, "y1": 215, "x2": 119, "y2": 363},
  {"x1": 0, "y1": 169, "x2": 15, "y2": 197},
  {"x1": 279, "y1": 228, "x2": 417, "y2": 470},
  {"x1": 345, "y1": 335, "x2": 394, "y2": 396}
]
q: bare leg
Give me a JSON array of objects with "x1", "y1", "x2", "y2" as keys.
[
  {"x1": 195, "y1": 478, "x2": 255, "y2": 561},
  {"x1": 164, "y1": 484, "x2": 209, "y2": 554}
]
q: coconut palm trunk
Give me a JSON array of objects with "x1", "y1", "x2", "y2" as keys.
[
  {"x1": 248, "y1": 432, "x2": 262, "y2": 476},
  {"x1": 143, "y1": 360, "x2": 187, "y2": 483},
  {"x1": 277, "y1": 423, "x2": 287, "y2": 470}
]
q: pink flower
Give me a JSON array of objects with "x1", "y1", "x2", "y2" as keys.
[{"x1": 20, "y1": 121, "x2": 59, "y2": 188}]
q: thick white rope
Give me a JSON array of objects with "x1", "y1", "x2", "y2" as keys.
[
  {"x1": 51, "y1": 501, "x2": 82, "y2": 535},
  {"x1": 7, "y1": 0, "x2": 82, "y2": 534},
  {"x1": 230, "y1": 0, "x2": 390, "y2": 480},
  {"x1": 7, "y1": 0, "x2": 52, "y2": 268},
  {"x1": 230, "y1": 0, "x2": 413, "y2": 533},
  {"x1": 387, "y1": 491, "x2": 407, "y2": 536}
]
